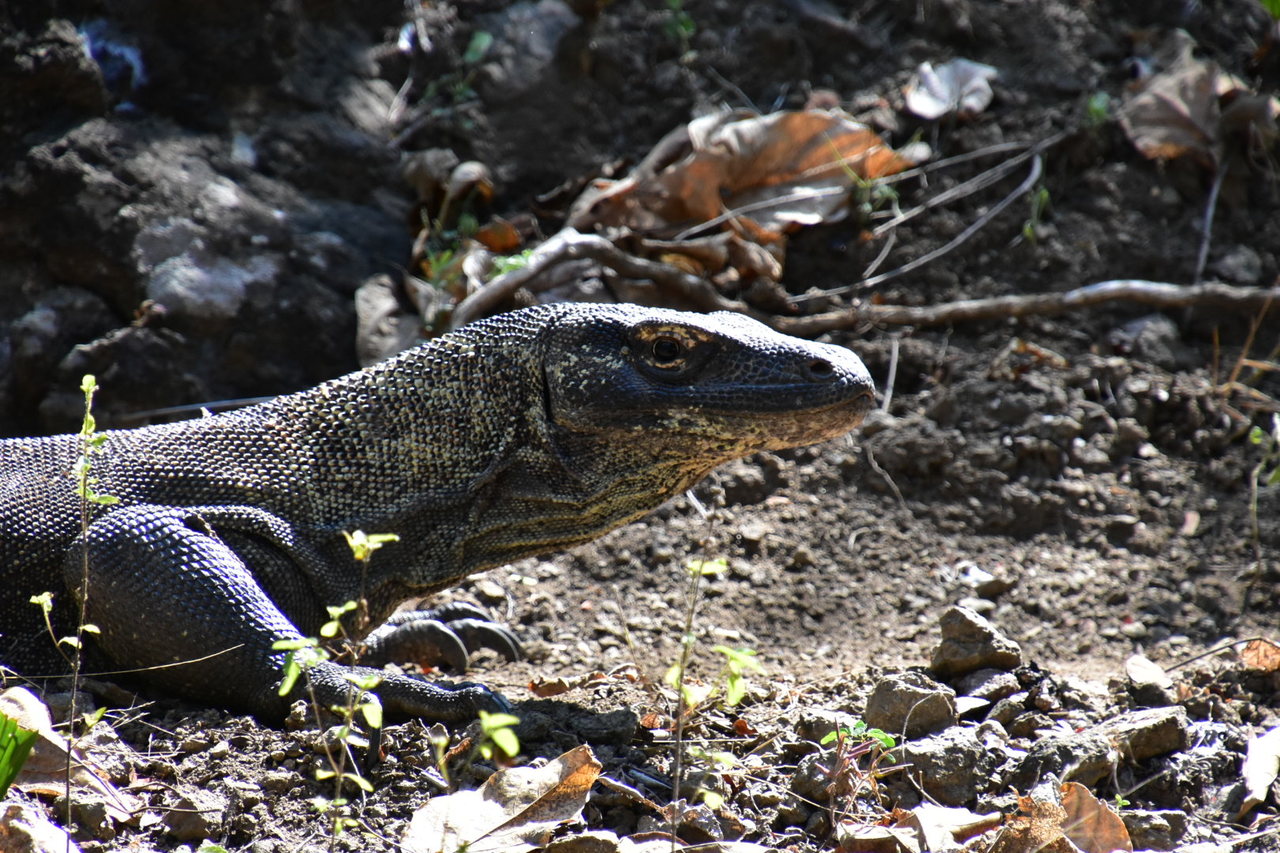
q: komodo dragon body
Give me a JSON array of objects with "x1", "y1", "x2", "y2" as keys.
[{"x1": 0, "y1": 303, "x2": 874, "y2": 720}]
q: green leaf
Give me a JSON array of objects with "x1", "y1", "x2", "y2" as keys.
[
  {"x1": 273, "y1": 638, "x2": 312, "y2": 651},
  {"x1": 701, "y1": 789, "x2": 725, "y2": 810},
  {"x1": 478, "y1": 710, "x2": 521, "y2": 732},
  {"x1": 29, "y1": 592, "x2": 53, "y2": 613},
  {"x1": 462, "y1": 30, "x2": 494, "y2": 65},
  {"x1": 278, "y1": 655, "x2": 301, "y2": 697},
  {"x1": 687, "y1": 557, "x2": 729, "y2": 576},
  {"x1": 343, "y1": 771, "x2": 374, "y2": 793},
  {"x1": 320, "y1": 620, "x2": 341, "y2": 638},
  {"x1": 1262, "y1": 0, "x2": 1280, "y2": 20},
  {"x1": 491, "y1": 726, "x2": 520, "y2": 758},
  {"x1": 724, "y1": 673, "x2": 746, "y2": 706},
  {"x1": 0, "y1": 714, "x2": 38, "y2": 798},
  {"x1": 342, "y1": 531, "x2": 400, "y2": 562},
  {"x1": 360, "y1": 695, "x2": 384, "y2": 730}
]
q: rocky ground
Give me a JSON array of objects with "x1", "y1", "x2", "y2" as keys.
[{"x1": 3, "y1": 0, "x2": 1280, "y2": 851}]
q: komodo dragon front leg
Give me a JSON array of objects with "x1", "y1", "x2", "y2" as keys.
[{"x1": 67, "y1": 504, "x2": 506, "y2": 721}]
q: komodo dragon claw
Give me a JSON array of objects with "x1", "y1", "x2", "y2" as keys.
[{"x1": 363, "y1": 604, "x2": 523, "y2": 671}]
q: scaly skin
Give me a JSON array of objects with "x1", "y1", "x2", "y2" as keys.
[{"x1": 0, "y1": 303, "x2": 874, "y2": 720}]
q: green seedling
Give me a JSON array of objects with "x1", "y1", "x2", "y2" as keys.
[
  {"x1": 1085, "y1": 91, "x2": 1112, "y2": 128},
  {"x1": 476, "y1": 710, "x2": 521, "y2": 762},
  {"x1": 1022, "y1": 186, "x2": 1051, "y2": 243}
]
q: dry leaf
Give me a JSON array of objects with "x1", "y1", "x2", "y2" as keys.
[
  {"x1": 1240, "y1": 639, "x2": 1280, "y2": 673},
  {"x1": 1060, "y1": 782, "x2": 1132, "y2": 853},
  {"x1": 903, "y1": 58, "x2": 999, "y2": 119},
  {"x1": 1119, "y1": 41, "x2": 1220, "y2": 168},
  {"x1": 988, "y1": 795, "x2": 1076, "y2": 853},
  {"x1": 528, "y1": 671, "x2": 609, "y2": 698},
  {"x1": 0, "y1": 687, "x2": 141, "y2": 823},
  {"x1": 895, "y1": 802, "x2": 1001, "y2": 850},
  {"x1": 1239, "y1": 725, "x2": 1280, "y2": 819},
  {"x1": 1119, "y1": 29, "x2": 1279, "y2": 172},
  {"x1": 569, "y1": 108, "x2": 918, "y2": 239},
  {"x1": 402, "y1": 744, "x2": 602, "y2": 853},
  {"x1": 834, "y1": 821, "x2": 920, "y2": 852}
]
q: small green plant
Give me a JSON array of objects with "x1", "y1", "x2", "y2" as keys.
[
  {"x1": 663, "y1": 554, "x2": 770, "y2": 814},
  {"x1": 341, "y1": 529, "x2": 399, "y2": 630},
  {"x1": 664, "y1": 0, "x2": 696, "y2": 52},
  {"x1": 476, "y1": 710, "x2": 521, "y2": 762},
  {"x1": 274, "y1": 530, "x2": 401, "y2": 846},
  {"x1": 1260, "y1": 0, "x2": 1280, "y2": 19},
  {"x1": 1084, "y1": 91, "x2": 1112, "y2": 128},
  {"x1": 490, "y1": 248, "x2": 535, "y2": 278},
  {"x1": 1021, "y1": 185, "x2": 1051, "y2": 243},
  {"x1": 820, "y1": 720, "x2": 896, "y2": 826},
  {"x1": 0, "y1": 713, "x2": 38, "y2": 798}
]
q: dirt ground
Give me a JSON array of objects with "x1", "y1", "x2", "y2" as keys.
[{"x1": 3, "y1": 0, "x2": 1280, "y2": 851}]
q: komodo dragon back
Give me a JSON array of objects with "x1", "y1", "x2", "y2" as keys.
[{"x1": 0, "y1": 303, "x2": 875, "y2": 720}]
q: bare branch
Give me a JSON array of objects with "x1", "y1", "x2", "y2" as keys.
[
  {"x1": 449, "y1": 230, "x2": 763, "y2": 329},
  {"x1": 773, "y1": 280, "x2": 1280, "y2": 336}
]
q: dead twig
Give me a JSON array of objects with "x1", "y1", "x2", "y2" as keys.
[
  {"x1": 773, "y1": 280, "x2": 1280, "y2": 337},
  {"x1": 799, "y1": 152, "x2": 1044, "y2": 301},
  {"x1": 449, "y1": 230, "x2": 766, "y2": 329},
  {"x1": 1193, "y1": 162, "x2": 1228, "y2": 284}
]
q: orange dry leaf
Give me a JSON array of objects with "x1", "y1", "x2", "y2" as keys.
[
  {"x1": 568, "y1": 108, "x2": 919, "y2": 239},
  {"x1": 1241, "y1": 638, "x2": 1280, "y2": 673}
]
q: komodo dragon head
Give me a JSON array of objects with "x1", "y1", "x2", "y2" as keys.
[
  {"x1": 440, "y1": 304, "x2": 877, "y2": 573},
  {"x1": 539, "y1": 306, "x2": 875, "y2": 459}
]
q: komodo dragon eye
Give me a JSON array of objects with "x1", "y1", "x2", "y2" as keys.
[{"x1": 650, "y1": 336, "x2": 684, "y2": 365}]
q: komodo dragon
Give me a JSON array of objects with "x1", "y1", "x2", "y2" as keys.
[{"x1": 0, "y1": 303, "x2": 875, "y2": 721}]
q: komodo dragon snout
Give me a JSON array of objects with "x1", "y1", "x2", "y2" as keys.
[{"x1": 542, "y1": 307, "x2": 876, "y2": 452}]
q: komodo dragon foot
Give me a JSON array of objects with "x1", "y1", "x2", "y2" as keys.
[
  {"x1": 67, "y1": 504, "x2": 508, "y2": 722},
  {"x1": 363, "y1": 601, "x2": 524, "y2": 672}
]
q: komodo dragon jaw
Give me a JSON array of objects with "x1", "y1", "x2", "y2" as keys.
[{"x1": 0, "y1": 303, "x2": 876, "y2": 723}]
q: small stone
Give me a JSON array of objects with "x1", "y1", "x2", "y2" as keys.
[
  {"x1": 1125, "y1": 654, "x2": 1177, "y2": 708},
  {"x1": 1211, "y1": 244, "x2": 1263, "y2": 285},
  {"x1": 893, "y1": 726, "x2": 993, "y2": 805},
  {"x1": 864, "y1": 670, "x2": 958, "y2": 738},
  {"x1": 1121, "y1": 809, "x2": 1187, "y2": 851},
  {"x1": 795, "y1": 708, "x2": 862, "y2": 744},
  {"x1": 1119, "y1": 620, "x2": 1149, "y2": 639},
  {"x1": 955, "y1": 669, "x2": 1020, "y2": 703},
  {"x1": 860, "y1": 409, "x2": 897, "y2": 438},
  {"x1": 930, "y1": 606, "x2": 1022, "y2": 679},
  {"x1": 1095, "y1": 706, "x2": 1188, "y2": 760},
  {"x1": 1009, "y1": 731, "x2": 1116, "y2": 790},
  {"x1": 472, "y1": 578, "x2": 507, "y2": 603},
  {"x1": 790, "y1": 752, "x2": 835, "y2": 801},
  {"x1": 163, "y1": 787, "x2": 226, "y2": 842},
  {"x1": 0, "y1": 801, "x2": 82, "y2": 853}
]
